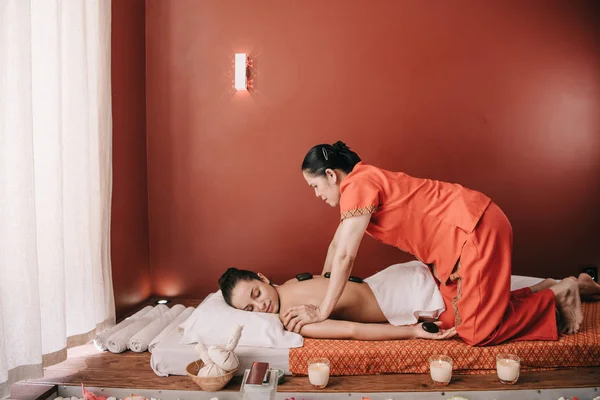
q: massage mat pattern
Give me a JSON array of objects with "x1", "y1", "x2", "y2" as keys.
[{"x1": 289, "y1": 302, "x2": 600, "y2": 375}]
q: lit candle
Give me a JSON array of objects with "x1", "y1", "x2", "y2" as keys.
[
  {"x1": 496, "y1": 354, "x2": 520, "y2": 384},
  {"x1": 307, "y1": 358, "x2": 330, "y2": 389},
  {"x1": 429, "y1": 355, "x2": 453, "y2": 386}
]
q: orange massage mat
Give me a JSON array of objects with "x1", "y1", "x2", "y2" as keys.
[{"x1": 289, "y1": 302, "x2": 600, "y2": 376}]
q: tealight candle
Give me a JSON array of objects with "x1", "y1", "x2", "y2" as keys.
[
  {"x1": 429, "y1": 355, "x2": 453, "y2": 386},
  {"x1": 307, "y1": 358, "x2": 330, "y2": 389},
  {"x1": 496, "y1": 353, "x2": 520, "y2": 384}
]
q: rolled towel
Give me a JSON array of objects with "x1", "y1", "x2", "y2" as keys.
[
  {"x1": 93, "y1": 305, "x2": 154, "y2": 351},
  {"x1": 106, "y1": 304, "x2": 168, "y2": 353},
  {"x1": 128, "y1": 304, "x2": 186, "y2": 352},
  {"x1": 148, "y1": 306, "x2": 195, "y2": 353}
]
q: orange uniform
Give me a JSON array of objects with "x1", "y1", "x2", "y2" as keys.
[{"x1": 339, "y1": 162, "x2": 557, "y2": 345}]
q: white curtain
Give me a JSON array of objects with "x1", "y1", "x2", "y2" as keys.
[{"x1": 0, "y1": 1, "x2": 114, "y2": 398}]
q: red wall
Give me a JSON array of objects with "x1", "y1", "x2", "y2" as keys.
[
  {"x1": 143, "y1": 1, "x2": 600, "y2": 300},
  {"x1": 111, "y1": 0, "x2": 152, "y2": 317}
]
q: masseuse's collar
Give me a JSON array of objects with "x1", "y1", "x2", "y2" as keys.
[
  {"x1": 346, "y1": 161, "x2": 365, "y2": 179},
  {"x1": 339, "y1": 161, "x2": 365, "y2": 192}
]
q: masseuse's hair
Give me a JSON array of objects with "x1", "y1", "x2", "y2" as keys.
[
  {"x1": 218, "y1": 268, "x2": 261, "y2": 306},
  {"x1": 301, "y1": 141, "x2": 361, "y2": 176}
]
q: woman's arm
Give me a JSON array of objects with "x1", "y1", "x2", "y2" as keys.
[
  {"x1": 318, "y1": 214, "x2": 370, "y2": 317},
  {"x1": 298, "y1": 319, "x2": 457, "y2": 341},
  {"x1": 321, "y1": 222, "x2": 343, "y2": 275},
  {"x1": 282, "y1": 214, "x2": 370, "y2": 333}
]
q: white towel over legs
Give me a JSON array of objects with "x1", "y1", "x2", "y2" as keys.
[
  {"x1": 364, "y1": 261, "x2": 445, "y2": 326},
  {"x1": 106, "y1": 304, "x2": 169, "y2": 353},
  {"x1": 93, "y1": 305, "x2": 154, "y2": 351},
  {"x1": 128, "y1": 304, "x2": 186, "y2": 352}
]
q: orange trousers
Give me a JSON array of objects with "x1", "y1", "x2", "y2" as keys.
[{"x1": 437, "y1": 202, "x2": 558, "y2": 346}]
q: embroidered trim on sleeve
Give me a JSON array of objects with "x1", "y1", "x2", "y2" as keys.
[{"x1": 340, "y1": 205, "x2": 377, "y2": 220}]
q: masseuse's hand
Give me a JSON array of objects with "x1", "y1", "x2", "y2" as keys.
[
  {"x1": 282, "y1": 304, "x2": 327, "y2": 333},
  {"x1": 412, "y1": 322, "x2": 457, "y2": 340}
]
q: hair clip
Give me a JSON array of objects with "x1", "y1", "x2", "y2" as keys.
[{"x1": 322, "y1": 147, "x2": 329, "y2": 160}]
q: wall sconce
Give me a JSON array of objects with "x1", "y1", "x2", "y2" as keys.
[{"x1": 234, "y1": 53, "x2": 248, "y2": 91}]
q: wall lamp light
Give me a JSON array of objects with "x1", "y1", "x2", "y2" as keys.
[{"x1": 235, "y1": 53, "x2": 248, "y2": 91}]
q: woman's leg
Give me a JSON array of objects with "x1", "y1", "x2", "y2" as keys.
[
  {"x1": 529, "y1": 278, "x2": 559, "y2": 293},
  {"x1": 454, "y1": 202, "x2": 579, "y2": 345},
  {"x1": 526, "y1": 275, "x2": 600, "y2": 300},
  {"x1": 514, "y1": 275, "x2": 595, "y2": 334}
]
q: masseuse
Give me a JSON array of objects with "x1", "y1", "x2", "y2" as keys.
[{"x1": 282, "y1": 141, "x2": 582, "y2": 346}]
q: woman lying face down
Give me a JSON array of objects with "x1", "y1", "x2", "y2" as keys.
[
  {"x1": 218, "y1": 262, "x2": 458, "y2": 341},
  {"x1": 219, "y1": 263, "x2": 600, "y2": 342}
]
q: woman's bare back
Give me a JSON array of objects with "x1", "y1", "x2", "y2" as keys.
[{"x1": 277, "y1": 276, "x2": 387, "y2": 323}]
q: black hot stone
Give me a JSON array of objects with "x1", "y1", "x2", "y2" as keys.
[{"x1": 422, "y1": 321, "x2": 440, "y2": 333}]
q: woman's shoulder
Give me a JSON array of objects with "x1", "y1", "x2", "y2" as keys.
[
  {"x1": 342, "y1": 163, "x2": 378, "y2": 185},
  {"x1": 341, "y1": 163, "x2": 401, "y2": 195}
]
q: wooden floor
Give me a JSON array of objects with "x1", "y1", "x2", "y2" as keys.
[
  {"x1": 22, "y1": 343, "x2": 600, "y2": 394},
  {"x1": 15, "y1": 298, "x2": 600, "y2": 396}
]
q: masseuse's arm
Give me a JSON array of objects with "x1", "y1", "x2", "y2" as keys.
[
  {"x1": 298, "y1": 320, "x2": 457, "y2": 341},
  {"x1": 321, "y1": 222, "x2": 343, "y2": 274},
  {"x1": 283, "y1": 214, "x2": 370, "y2": 333},
  {"x1": 319, "y1": 214, "x2": 370, "y2": 316}
]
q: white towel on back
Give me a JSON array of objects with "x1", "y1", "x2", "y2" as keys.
[
  {"x1": 93, "y1": 305, "x2": 154, "y2": 351},
  {"x1": 364, "y1": 261, "x2": 445, "y2": 326},
  {"x1": 106, "y1": 304, "x2": 169, "y2": 353},
  {"x1": 148, "y1": 306, "x2": 195, "y2": 353},
  {"x1": 128, "y1": 304, "x2": 186, "y2": 352}
]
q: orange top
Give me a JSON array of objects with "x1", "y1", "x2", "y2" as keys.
[{"x1": 339, "y1": 162, "x2": 491, "y2": 284}]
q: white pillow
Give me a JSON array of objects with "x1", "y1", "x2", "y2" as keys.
[{"x1": 180, "y1": 291, "x2": 304, "y2": 349}]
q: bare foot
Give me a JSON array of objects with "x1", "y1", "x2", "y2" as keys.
[
  {"x1": 577, "y1": 273, "x2": 600, "y2": 301},
  {"x1": 550, "y1": 277, "x2": 583, "y2": 334}
]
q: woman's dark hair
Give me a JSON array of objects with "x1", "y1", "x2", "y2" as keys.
[
  {"x1": 218, "y1": 268, "x2": 261, "y2": 307},
  {"x1": 301, "y1": 141, "x2": 361, "y2": 176}
]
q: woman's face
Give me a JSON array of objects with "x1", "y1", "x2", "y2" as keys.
[
  {"x1": 229, "y1": 274, "x2": 280, "y2": 314},
  {"x1": 303, "y1": 169, "x2": 341, "y2": 207}
]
